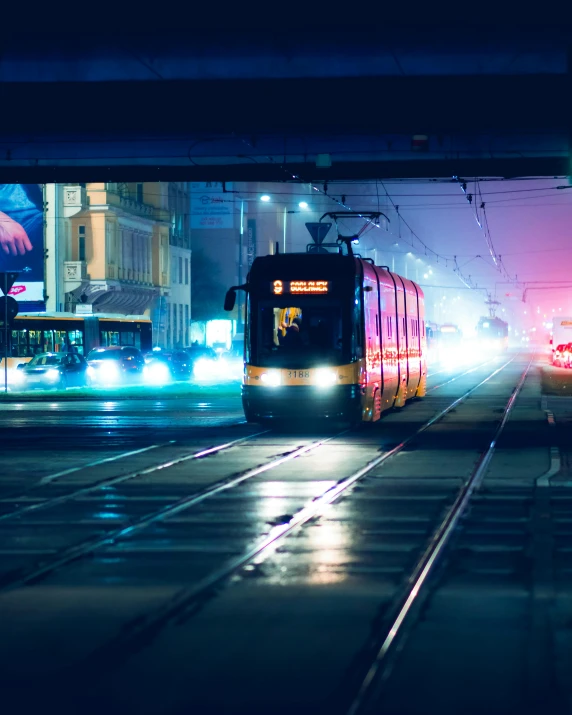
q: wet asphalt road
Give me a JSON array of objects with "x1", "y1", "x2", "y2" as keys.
[{"x1": 0, "y1": 356, "x2": 567, "y2": 715}]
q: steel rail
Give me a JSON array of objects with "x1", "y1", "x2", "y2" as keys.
[
  {"x1": 0, "y1": 432, "x2": 269, "y2": 523},
  {"x1": 0, "y1": 430, "x2": 345, "y2": 590},
  {"x1": 426, "y1": 355, "x2": 500, "y2": 393},
  {"x1": 75, "y1": 355, "x2": 519, "y2": 673},
  {"x1": 345, "y1": 357, "x2": 532, "y2": 715},
  {"x1": 0, "y1": 357, "x2": 498, "y2": 522}
]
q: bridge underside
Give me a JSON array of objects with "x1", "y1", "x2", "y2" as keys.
[{"x1": 1, "y1": 29, "x2": 570, "y2": 181}]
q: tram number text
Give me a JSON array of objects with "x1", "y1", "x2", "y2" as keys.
[{"x1": 288, "y1": 370, "x2": 310, "y2": 379}]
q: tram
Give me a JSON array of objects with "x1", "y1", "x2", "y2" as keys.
[
  {"x1": 225, "y1": 249, "x2": 426, "y2": 423},
  {"x1": 476, "y1": 316, "x2": 509, "y2": 353},
  {"x1": 0, "y1": 313, "x2": 152, "y2": 368}
]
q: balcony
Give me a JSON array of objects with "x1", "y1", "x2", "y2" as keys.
[
  {"x1": 62, "y1": 186, "x2": 87, "y2": 218},
  {"x1": 63, "y1": 261, "x2": 88, "y2": 293}
]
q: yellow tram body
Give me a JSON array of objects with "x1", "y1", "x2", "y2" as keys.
[{"x1": 226, "y1": 252, "x2": 426, "y2": 424}]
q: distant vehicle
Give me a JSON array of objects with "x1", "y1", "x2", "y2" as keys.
[
  {"x1": 183, "y1": 345, "x2": 222, "y2": 381},
  {"x1": 476, "y1": 316, "x2": 509, "y2": 352},
  {"x1": 86, "y1": 346, "x2": 145, "y2": 385},
  {"x1": 14, "y1": 352, "x2": 89, "y2": 390},
  {"x1": 143, "y1": 349, "x2": 192, "y2": 382},
  {"x1": 553, "y1": 343, "x2": 571, "y2": 368},
  {"x1": 551, "y1": 317, "x2": 572, "y2": 354}
]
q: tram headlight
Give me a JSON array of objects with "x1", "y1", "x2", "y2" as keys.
[
  {"x1": 260, "y1": 371, "x2": 281, "y2": 387},
  {"x1": 315, "y1": 368, "x2": 337, "y2": 387}
]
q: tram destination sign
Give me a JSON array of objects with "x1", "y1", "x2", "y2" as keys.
[{"x1": 272, "y1": 280, "x2": 330, "y2": 295}]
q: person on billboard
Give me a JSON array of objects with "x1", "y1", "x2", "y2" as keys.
[
  {"x1": 0, "y1": 185, "x2": 40, "y2": 257},
  {"x1": 0, "y1": 211, "x2": 33, "y2": 255}
]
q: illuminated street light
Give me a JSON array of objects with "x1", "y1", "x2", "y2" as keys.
[
  {"x1": 260, "y1": 195, "x2": 271, "y2": 202},
  {"x1": 423, "y1": 273, "x2": 429, "y2": 279},
  {"x1": 298, "y1": 201, "x2": 309, "y2": 209}
]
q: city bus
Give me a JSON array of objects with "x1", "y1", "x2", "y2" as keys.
[{"x1": 0, "y1": 313, "x2": 152, "y2": 369}]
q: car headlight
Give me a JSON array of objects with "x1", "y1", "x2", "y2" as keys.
[
  {"x1": 12, "y1": 370, "x2": 25, "y2": 385},
  {"x1": 46, "y1": 368, "x2": 61, "y2": 382},
  {"x1": 87, "y1": 366, "x2": 96, "y2": 377},
  {"x1": 101, "y1": 362, "x2": 120, "y2": 378},
  {"x1": 260, "y1": 371, "x2": 281, "y2": 387},
  {"x1": 144, "y1": 363, "x2": 170, "y2": 384},
  {"x1": 315, "y1": 368, "x2": 337, "y2": 387},
  {"x1": 193, "y1": 358, "x2": 214, "y2": 380}
]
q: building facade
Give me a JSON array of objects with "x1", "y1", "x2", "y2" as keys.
[
  {"x1": 50, "y1": 183, "x2": 170, "y2": 321},
  {"x1": 43, "y1": 182, "x2": 191, "y2": 349},
  {"x1": 165, "y1": 182, "x2": 191, "y2": 348}
]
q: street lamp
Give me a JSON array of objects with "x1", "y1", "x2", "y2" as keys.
[
  {"x1": 298, "y1": 201, "x2": 309, "y2": 209},
  {"x1": 260, "y1": 195, "x2": 271, "y2": 202}
]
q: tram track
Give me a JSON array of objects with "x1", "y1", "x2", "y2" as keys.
[
  {"x1": 63, "y1": 353, "x2": 521, "y2": 678},
  {"x1": 0, "y1": 432, "x2": 267, "y2": 524},
  {"x1": 0, "y1": 358, "x2": 495, "y2": 536},
  {"x1": 426, "y1": 355, "x2": 500, "y2": 393},
  {"x1": 0, "y1": 430, "x2": 347, "y2": 589},
  {"x1": 0, "y1": 357, "x2": 499, "y2": 518},
  {"x1": 344, "y1": 357, "x2": 533, "y2": 715}
]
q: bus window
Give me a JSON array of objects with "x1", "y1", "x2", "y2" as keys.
[
  {"x1": 54, "y1": 330, "x2": 67, "y2": 352},
  {"x1": 120, "y1": 331, "x2": 135, "y2": 346},
  {"x1": 101, "y1": 330, "x2": 120, "y2": 347},
  {"x1": 68, "y1": 330, "x2": 84, "y2": 355},
  {"x1": 43, "y1": 330, "x2": 54, "y2": 353},
  {"x1": 29, "y1": 330, "x2": 43, "y2": 355},
  {"x1": 10, "y1": 330, "x2": 28, "y2": 357}
]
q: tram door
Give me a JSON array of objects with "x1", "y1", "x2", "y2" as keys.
[
  {"x1": 363, "y1": 269, "x2": 382, "y2": 420},
  {"x1": 379, "y1": 271, "x2": 399, "y2": 410}
]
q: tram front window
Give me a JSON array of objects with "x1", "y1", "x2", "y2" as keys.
[{"x1": 256, "y1": 301, "x2": 344, "y2": 367}]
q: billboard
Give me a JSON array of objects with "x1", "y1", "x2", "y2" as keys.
[
  {"x1": 190, "y1": 182, "x2": 234, "y2": 229},
  {"x1": 0, "y1": 184, "x2": 44, "y2": 309}
]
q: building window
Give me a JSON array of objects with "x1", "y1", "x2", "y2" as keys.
[
  {"x1": 179, "y1": 257, "x2": 183, "y2": 284},
  {"x1": 78, "y1": 225, "x2": 86, "y2": 261},
  {"x1": 136, "y1": 183, "x2": 143, "y2": 203},
  {"x1": 185, "y1": 258, "x2": 189, "y2": 285},
  {"x1": 173, "y1": 303, "x2": 177, "y2": 346},
  {"x1": 184, "y1": 304, "x2": 189, "y2": 346}
]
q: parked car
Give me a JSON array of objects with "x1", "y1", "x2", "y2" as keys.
[
  {"x1": 565, "y1": 343, "x2": 572, "y2": 368},
  {"x1": 142, "y1": 349, "x2": 192, "y2": 383},
  {"x1": 14, "y1": 352, "x2": 89, "y2": 390},
  {"x1": 86, "y1": 346, "x2": 145, "y2": 385},
  {"x1": 553, "y1": 343, "x2": 570, "y2": 367}
]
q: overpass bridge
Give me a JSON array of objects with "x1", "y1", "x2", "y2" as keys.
[{"x1": 0, "y1": 25, "x2": 570, "y2": 182}]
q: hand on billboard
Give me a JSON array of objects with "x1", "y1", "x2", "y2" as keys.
[{"x1": 0, "y1": 211, "x2": 33, "y2": 256}]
